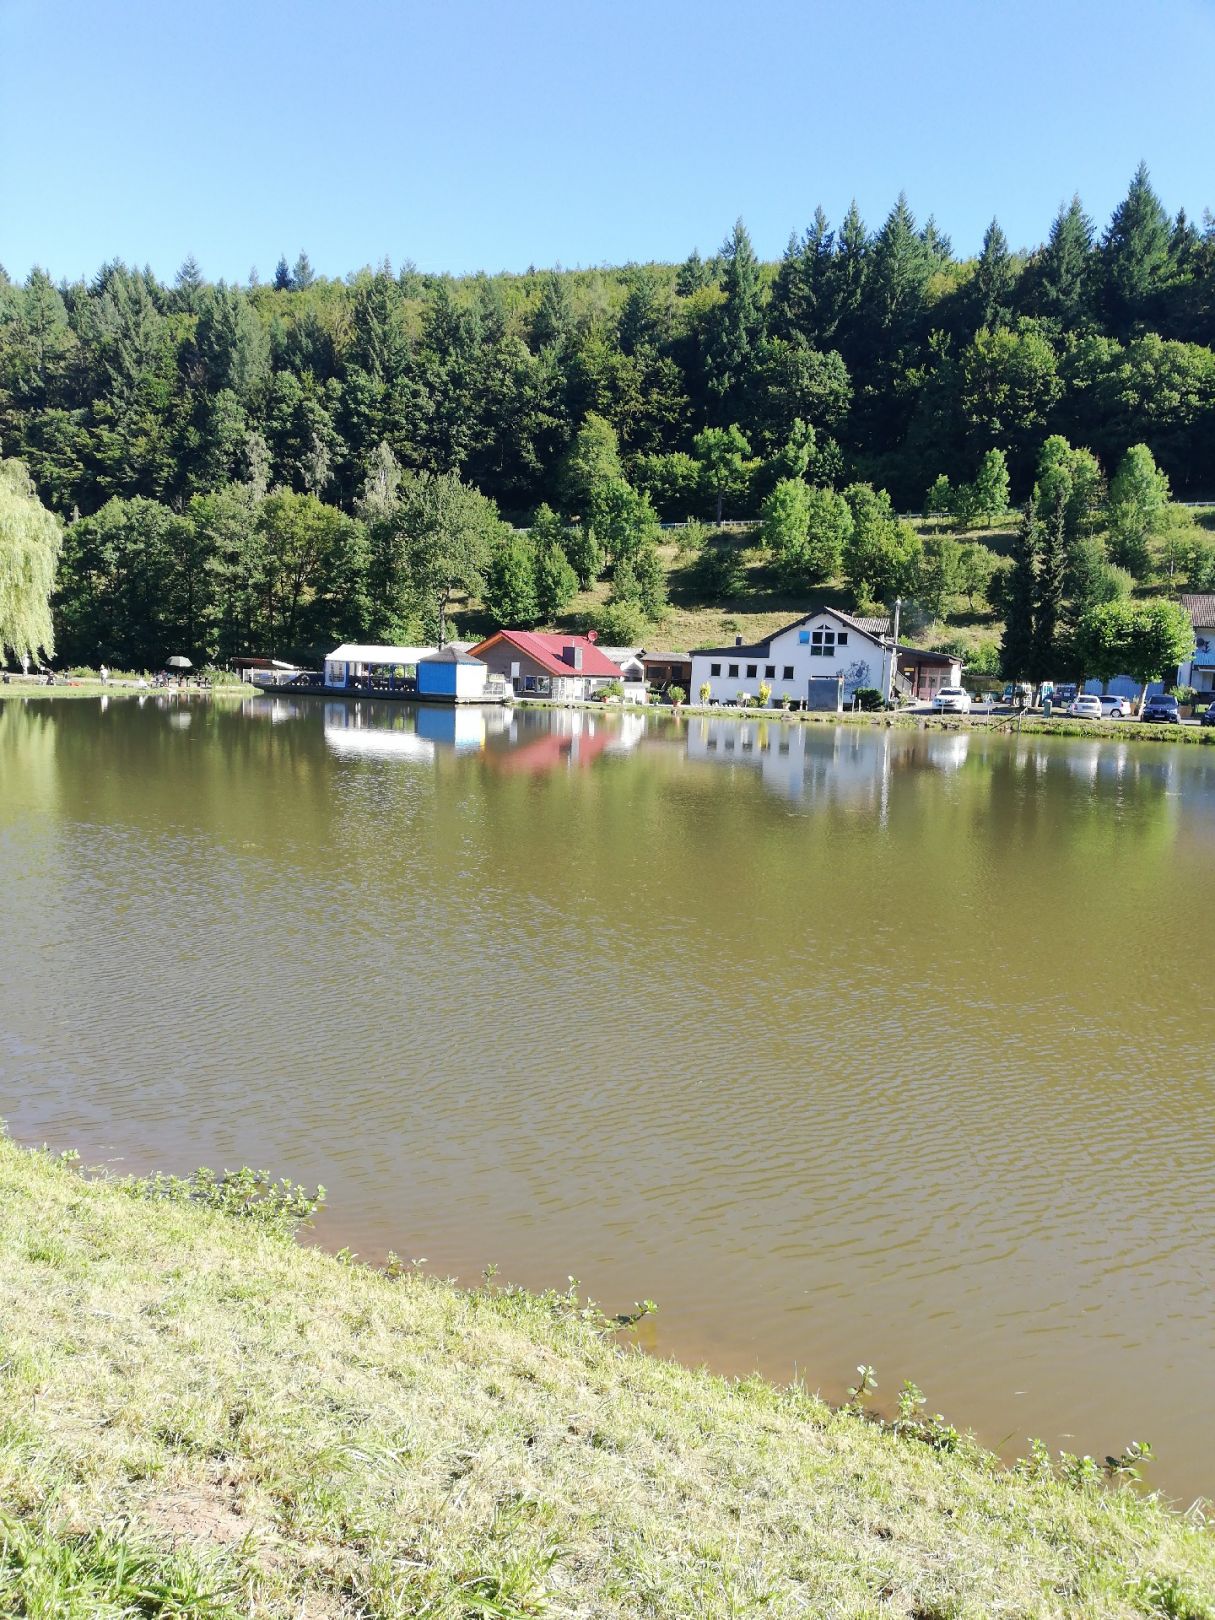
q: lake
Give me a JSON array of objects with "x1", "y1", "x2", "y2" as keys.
[{"x1": 2, "y1": 692, "x2": 1213, "y2": 1501}]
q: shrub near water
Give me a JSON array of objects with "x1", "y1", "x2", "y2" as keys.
[{"x1": 0, "y1": 1134, "x2": 1213, "y2": 1618}]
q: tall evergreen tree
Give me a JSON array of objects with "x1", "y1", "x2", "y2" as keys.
[
  {"x1": 1031, "y1": 487, "x2": 1067, "y2": 676},
  {"x1": 1103, "y1": 163, "x2": 1172, "y2": 333},
  {"x1": 769, "y1": 208, "x2": 832, "y2": 342},
  {"x1": 821, "y1": 201, "x2": 869, "y2": 357},
  {"x1": 1031, "y1": 195, "x2": 1095, "y2": 328},
  {"x1": 972, "y1": 218, "x2": 1015, "y2": 330},
  {"x1": 704, "y1": 218, "x2": 764, "y2": 415},
  {"x1": 1000, "y1": 507, "x2": 1039, "y2": 679}
]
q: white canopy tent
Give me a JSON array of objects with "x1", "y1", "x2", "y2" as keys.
[{"x1": 323, "y1": 644, "x2": 437, "y2": 690}]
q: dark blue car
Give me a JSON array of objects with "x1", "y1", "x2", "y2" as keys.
[{"x1": 1141, "y1": 694, "x2": 1181, "y2": 723}]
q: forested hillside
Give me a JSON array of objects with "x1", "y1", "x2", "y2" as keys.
[{"x1": 2, "y1": 164, "x2": 1214, "y2": 667}]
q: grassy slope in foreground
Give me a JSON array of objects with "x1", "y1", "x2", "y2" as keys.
[{"x1": 1, "y1": 1141, "x2": 1212, "y2": 1620}]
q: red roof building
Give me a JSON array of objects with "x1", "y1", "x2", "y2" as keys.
[{"x1": 470, "y1": 631, "x2": 622, "y2": 699}]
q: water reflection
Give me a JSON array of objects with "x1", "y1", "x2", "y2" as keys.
[{"x1": 2, "y1": 694, "x2": 1214, "y2": 1499}]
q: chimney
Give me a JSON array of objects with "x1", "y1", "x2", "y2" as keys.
[
  {"x1": 735, "y1": 634, "x2": 743, "y2": 646},
  {"x1": 563, "y1": 643, "x2": 583, "y2": 670}
]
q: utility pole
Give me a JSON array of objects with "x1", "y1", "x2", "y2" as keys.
[{"x1": 887, "y1": 597, "x2": 903, "y2": 705}]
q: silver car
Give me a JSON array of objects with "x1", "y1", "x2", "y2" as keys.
[
  {"x1": 1068, "y1": 695, "x2": 1103, "y2": 719},
  {"x1": 1101, "y1": 695, "x2": 1134, "y2": 718}
]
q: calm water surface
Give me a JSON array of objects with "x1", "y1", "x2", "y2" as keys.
[{"x1": 2, "y1": 693, "x2": 1213, "y2": 1500}]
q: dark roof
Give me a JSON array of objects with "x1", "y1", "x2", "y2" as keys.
[
  {"x1": 690, "y1": 607, "x2": 892, "y2": 658},
  {"x1": 1179, "y1": 594, "x2": 1215, "y2": 628},
  {"x1": 640, "y1": 650, "x2": 692, "y2": 664},
  {"x1": 894, "y1": 644, "x2": 958, "y2": 667},
  {"x1": 421, "y1": 645, "x2": 484, "y2": 665}
]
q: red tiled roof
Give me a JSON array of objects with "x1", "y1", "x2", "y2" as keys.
[{"x1": 471, "y1": 630, "x2": 621, "y2": 680}]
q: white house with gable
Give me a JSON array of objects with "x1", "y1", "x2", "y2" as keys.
[{"x1": 689, "y1": 609, "x2": 961, "y2": 708}]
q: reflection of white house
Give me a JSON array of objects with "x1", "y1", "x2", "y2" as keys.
[
  {"x1": 1175, "y1": 595, "x2": 1215, "y2": 700},
  {"x1": 689, "y1": 609, "x2": 961, "y2": 707},
  {"x1": 685, "y1": 715, "x2": 892, "y2": 808}
]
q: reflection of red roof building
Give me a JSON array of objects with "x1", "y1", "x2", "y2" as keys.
[
  {"x1": 485, "y1": 727, "x2": 613, "y2": 775},
  {"x1": 471, "y1": 631, "x2": 621, "y2": 698}
]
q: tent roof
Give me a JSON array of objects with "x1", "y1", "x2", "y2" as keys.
[{"x1": 326, "y1": 644, "x2": 436, "y2": 664}]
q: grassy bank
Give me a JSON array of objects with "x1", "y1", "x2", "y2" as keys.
[{"x1": 1, "y1": 1138, "x2": 1212, "y2": 1618}]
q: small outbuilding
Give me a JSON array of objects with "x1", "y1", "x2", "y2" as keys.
[{"x1": 416, "y1": 645, "x2": 495, "y2": 704}]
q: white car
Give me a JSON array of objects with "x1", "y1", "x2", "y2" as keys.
[
  {"x1": 933, "y1": 686, "x2": 972, "y2": 713},
  {"x1": 1068, "y1": 694, "x2": 1104, "y2": 719},
  {"x1": 1101, "y1": 695, "x2": 1134, "y2": 718}
]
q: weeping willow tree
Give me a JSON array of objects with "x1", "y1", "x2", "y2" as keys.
[{"x1": 0, "y1": 454, "x2": 62, "y2": 663}]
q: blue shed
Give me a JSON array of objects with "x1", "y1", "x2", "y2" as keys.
[{"x1": 416, "y1": 646, "x2": 490, "y2": 703}]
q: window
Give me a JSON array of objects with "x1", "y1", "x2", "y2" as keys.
[
  {"x1": 810, "y1": 629, "x2": 838, "y2": 659},
  {"x1": 728, "y1": 663, "x2": 739, "y2": 678},
  {"x1": 524, "y1": 675, "x2": 535, "y2": 692},
  {"x1": 837, "y1": 632, "x2": 848, "y2": 646},
  {"x1": 765, "y1": 664, "x2": 775, "y2": 678},
  {"x1": 798, "y1": 630, "x2": 810, "y2": 644},
  {"x1": 746, "y1": 663, "x2": 757, "y2": 679},
  {"x1": 710, "y1": 662, "x2": 721, "y2": 677},
  {"x1": 783, "y1": 665, "x2": 794, "y2": 681}
]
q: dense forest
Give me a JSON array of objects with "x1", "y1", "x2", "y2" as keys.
[{"x1": 2, "y1": 163, "x2": 1214, "y2": 668}]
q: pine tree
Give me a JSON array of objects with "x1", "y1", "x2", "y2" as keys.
[
  {"x1": 868, "y1": 193, "x2": 933, "y2": 346},
  {"x1": 973, "y1": 219, "x2": 1015, "y2": 329},
  {"x1": 292, "y1": 252, "x2": 316, "y2": 290},
  {"x1": 769, "y1": 208, "x2": 832, "y2": 342},
  {"x1": 273, "y1": 256, "x2": 293, "y2": 291},
  {"x1": 675, "y1": 248, "x2": 710, "y2": 297},
  {"x1": 704, "y1": 218, "x2": 763, "y2": 413},
  {"x1": 173, "y1": 255, "x2": 205, "y2": 312},
  {"x1": 1000, "y1": 507, "x2": 1039, "y2": 678},
  {"x1": 1034, "y1": 196, "x2": 1095, "y2": 328},
  {"x1": 1103, "y1": 163, "x2": 1171, "y2": 333},
  {"x1": 822, "y1": 200, "x2": 869, "y2": 358},
  {"x1": 1032, "y1": 488, "x2": 1067, "y2": 677}
]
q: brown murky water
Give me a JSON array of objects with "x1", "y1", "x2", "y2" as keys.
[{"x1": 2, "y1": 693, "x2": 1213, "y2": 1500}]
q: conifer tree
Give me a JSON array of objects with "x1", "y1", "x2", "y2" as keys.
[
  {"x1": 704, "y1": 219, "x2": 763, "y2": 412},
  {"x1": 1031, "y1": 487, "x2": 1067, "y2": 677},
  {"x1": 1033, "y1": 196, "x2": 1095, "y2": 328},
  {"x1": 1000, "y1": 507, "x2": 1039, "y2": 679},
  {"x1": 1103, "y1": 163, "x2": 1172, "y2": 333},
  {"x1": 972, "y1": 219, "x2": 1015, "y2": 329}
]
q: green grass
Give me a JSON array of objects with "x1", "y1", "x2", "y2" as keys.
[{"x1": 1, "y1": 1137, "x2": 1213, "y2": 1618}]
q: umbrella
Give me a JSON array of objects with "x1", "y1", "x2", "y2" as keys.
[{"x1": 165, "y1": 655, "x2": 193, "y2": 670}]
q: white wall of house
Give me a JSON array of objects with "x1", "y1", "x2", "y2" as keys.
[
  {"x1": 1175, "y1": 622, "x2": 1213, "y2": 694},
  {"x1": 690, "y1": 614, "x2": 891, "y2": 706}
]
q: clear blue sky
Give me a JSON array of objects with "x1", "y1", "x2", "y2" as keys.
[{"x1": 3, "y1": 0, "x2": 1213, "y2": 285}]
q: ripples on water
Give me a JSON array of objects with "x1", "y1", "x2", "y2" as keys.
[{"x1": 1, "y1": 693, "x2": 1214, "y2": 1500}]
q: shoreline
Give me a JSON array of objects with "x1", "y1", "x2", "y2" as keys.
[
  {"x1": 7, "y1": 680, "x2": 1214, "y2": 745},
  {"x1": 1, "y1": 1132, "x2": 1212, "y2": 1616}
]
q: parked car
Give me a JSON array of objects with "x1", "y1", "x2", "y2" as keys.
[
  {"x1": 1141, "y1": 694, "x2": 1181, "y2": 723},
  {"x1": 1100, "y1": 695, "x2": 1134, "y2": 718},
  {"x1": 1053, "y1": 683, "x2": 1079, "y2": 709},
  {"x1": 933, "y1": 686, "x2": 972, "y2": 713},
  {"x1": 1200, "y1": 700, "x2": 1215, "y2": 728},
  {"x1": 1068, "y1": 694, "x2": 1104, "y2": 719}
]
